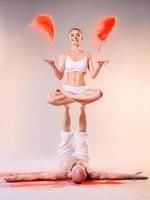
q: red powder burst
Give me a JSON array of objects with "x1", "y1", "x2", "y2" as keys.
[
  {"x1": 93, "y1": 16, "x2": 117, "y2": 50},
  {"x1": 28, "y1": 14, "x2": 56, "y2": 45}
]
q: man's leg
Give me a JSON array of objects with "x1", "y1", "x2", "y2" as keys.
[
  {"x1": 79, "y1": 104, "x2": 87, "y2": 132},
  {"x1": 71, "y1": 104, "x2": 89, "y2": 161},
  {"x1": 63, "y1": 104, "x2": 71, "y2": 132},
  {"x1": 56, "y1": 102, "x2": 75, "y2": 167},
  {"x1": 72, "y1": 129, "x2": 90, "y2": 162},
  {"x1": 57, "y1": 129, "x2": 74, "y2": 167}
]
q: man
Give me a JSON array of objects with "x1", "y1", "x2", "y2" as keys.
[{"x1": 5, "y1": 129, "x2": 148, "y2": 184}]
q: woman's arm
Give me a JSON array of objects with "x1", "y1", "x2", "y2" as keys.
[
  {"x1": 87, "y1": 52, "x2": 108, "y2": 79},
  {"x1": 44, "y1": 53, "x2": 65, "y2": 80},
  {"x1": 5, "y1": 170, "x2": 68, "y2": 182},
  {"x1": 89, "y1": 170, "x2": 148, "y2": 180}
]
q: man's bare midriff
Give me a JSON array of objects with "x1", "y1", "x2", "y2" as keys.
[{"x1": 64, "y1": 71, "x2": 86, "y2": 87}]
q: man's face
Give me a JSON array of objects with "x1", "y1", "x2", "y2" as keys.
[{"x1": 69, "y1": 29, "x2": 83, "y2": 46}]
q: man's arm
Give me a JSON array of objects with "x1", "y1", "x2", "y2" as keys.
[
  {"x1": 44, "y1": 53, "x2": 65, "y2": 80},
  {"x1": 89, "y1": 170, "x2": 148, "y2": 180},
  {"x1": 87, "y1": 52, "x2": 108, "y2": 79},
  {"x1": 5, "y1": 170, "x2": 68, "y2": 182}
]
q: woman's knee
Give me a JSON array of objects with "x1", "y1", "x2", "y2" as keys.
[
  {"x1": 45, "y1": 95, "x2": 55, "y2": 104},
  {"x1": 96, "y1": 89, "x2": 103, "y2": 99}
]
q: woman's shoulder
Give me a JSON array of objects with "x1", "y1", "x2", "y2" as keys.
[
  {"x1": 85, "y1": 51, "x2": 92, "y2": 59},
  {"x1": 59, "y1": 51, "x2": 68, "y2": 59}
]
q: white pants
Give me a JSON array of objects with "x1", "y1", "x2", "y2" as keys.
[
  {"x1": 57, "y1": 129, "x2": 89, "y2": 167},
  {"x1": 62, "y1": 84, "x2": 89, "y2": 94}
]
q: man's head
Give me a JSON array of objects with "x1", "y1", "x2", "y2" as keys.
[{"x1": 70, "y1": 163, "x2": 87, "y2": 184}]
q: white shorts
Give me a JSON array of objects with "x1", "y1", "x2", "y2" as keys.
[
  {"x1": 62, "y1": 84, "x2": 88, "y2": 94},
  {"x1": 57, "y1": 130, "x2": 89, "y2": 168}
]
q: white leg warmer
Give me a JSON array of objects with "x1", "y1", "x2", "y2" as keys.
[
  {"x1": 57, "y1": 130, "x2": 74, "y2": 167},
  {"x1": 72, "y1": 130, "x2": 90, "y2": 162}
]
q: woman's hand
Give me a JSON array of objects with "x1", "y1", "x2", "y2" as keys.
[
  {"x1": 97, "y1": 60, "x2": 109, "y2": 68},
  {"x1": 44, "y1": 59, "x2": 56, "y2": 68},
  {"x1": 44, "y1": 59, "x2": 63, "y2": 80}
]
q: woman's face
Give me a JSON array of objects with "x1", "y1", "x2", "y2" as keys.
[{"x1": 69, "y1": 29, "x2": 83, "y2": 46}]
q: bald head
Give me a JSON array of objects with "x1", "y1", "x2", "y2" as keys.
[{"x1": 71, "y1": 164, "x2": 87, "y2": 184}]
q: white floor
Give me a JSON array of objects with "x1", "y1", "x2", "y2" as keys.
[{"x1": 0, "y1": 158, "x2": 150, "y2": 200}]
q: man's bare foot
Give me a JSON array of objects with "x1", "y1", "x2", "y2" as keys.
[{"x1": 80, "y1": 103, "x2": 86, "y2": 110}]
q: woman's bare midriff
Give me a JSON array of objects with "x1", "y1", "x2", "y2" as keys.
[{"x1": 64, "y1": 71, "x2": 86, "y2": 87}]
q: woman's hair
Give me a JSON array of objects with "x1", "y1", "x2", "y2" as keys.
[{"x1": 68, "y1": 27, "x2": 82, "y2": 34}]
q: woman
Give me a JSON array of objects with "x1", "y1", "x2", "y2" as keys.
[
  {"x1": 45, "y1": 28, "x2": 108, "y2": 106},
  {"x1": 44, "y1": 27, "x2": 108, "y2": 135}
]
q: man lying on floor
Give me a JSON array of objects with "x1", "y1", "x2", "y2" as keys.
[{"x1": 5, "y1": 130, "x2": 148, "y2": 184}]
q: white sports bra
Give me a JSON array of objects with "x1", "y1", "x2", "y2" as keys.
[{"x1": 65, "y1": 52, "x2": 88, "y2": 72}]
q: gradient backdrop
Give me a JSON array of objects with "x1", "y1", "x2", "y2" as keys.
[{"x1": 0, "y1": 0, "x2": 150, "y2": 171}]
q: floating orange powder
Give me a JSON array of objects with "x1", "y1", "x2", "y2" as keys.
[
  {"x1": 93, "y1": 16, "x2": 117, "y2": 50},
  {"x1": 28, "y1": 14, "x2": 56, "y2": 45}
]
